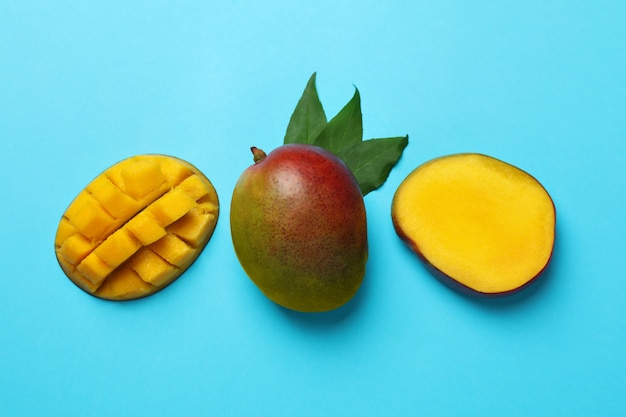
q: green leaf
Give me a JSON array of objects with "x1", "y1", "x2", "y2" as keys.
[
  {"x1": 284, "y1": 73, "x2": 327, "y2": 145},
  {"x1": 283, "y1": 73, "x2": 409, "y2": 196},
  {"x1": 313, "y1": 87, "x2": 363, "y2": 154},
  {"x1": 338, "y1": 136, "x2": 409, "y2": 196}
]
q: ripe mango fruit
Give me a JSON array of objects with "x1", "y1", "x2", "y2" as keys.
[
  {"x1": 392, "y1": 153, "x2": 555, "y2": 296},
  {"x1": 55, "y1": 154, "x2": 219, "y2": 300},
  {"x1": 230, "y1": 144, "x2": 368, "y2": 312}
]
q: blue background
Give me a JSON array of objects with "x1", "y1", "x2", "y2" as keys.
[{"x1": 1, "y1": 1, "x2": 625, "y2": 416}]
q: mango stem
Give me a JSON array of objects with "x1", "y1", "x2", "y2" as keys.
[{"x1": 251, "y1": 147, "x2": 267, "y2": 163}]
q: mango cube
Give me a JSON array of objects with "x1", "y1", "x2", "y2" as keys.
[
  {"x1": 168, "y1": 208, "x2": 216, "y2": 247},
  {"x1": 77, "y1": 252, "x2": 115, "y2": 285},
  {"x1": 147, "y1": 188, "x2": 196, "y2": 226},
  {"x1": 121, "y1": 159, "x2": 165, "y2": 199},
  {"x1": 150, "y1": 234, "x2": 195, "y2": 267},
  {"x1": 69, "y1": 198, "x2": 114, "y2": 240},
  {"x1": 59, "y1": 233, "x2": 97, "y2": 266},
  {"x1": 130, "y1": 248, "x2": 175, "y2": 286},
  {"x1": 126, "y1": 210, "x2": 167, "y2": 246},
  {"x1": 95, "y1": 267, "x2": 155, "y2": 300},
  {"x1": 177, "y1": 175, "x2": 210, "y2": 201},
  {"x1": 88, "y1": 175, "x2": 142, "y2": 220},
  {"x1": 94, "y1": 228, "x2": 142, "y2": 268},
  {"x1": 55, "y1": 218, "x2": 76, "y2": 247}
]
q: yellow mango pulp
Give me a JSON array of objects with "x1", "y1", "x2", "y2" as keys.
[{"x1": 55, "y1": 155, "x2": 219, "y2": 300}]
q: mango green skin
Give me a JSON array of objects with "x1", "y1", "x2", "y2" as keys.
[{"x1": 230, "y1": 144, "x2": 368, "y2": 312}]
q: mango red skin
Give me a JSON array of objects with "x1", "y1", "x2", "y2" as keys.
[{"x1": 230, "y1": 144, "x2": 368, "y2": 312}]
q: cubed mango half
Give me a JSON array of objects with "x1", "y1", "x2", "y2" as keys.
[{"x1": 54, "y1": 154, "x2": 219, "y2": 300}]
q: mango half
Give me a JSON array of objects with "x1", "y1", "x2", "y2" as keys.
[
  {"x1": 392, "y1": 153, "x2": 555, "y2": 296},
  {"x1": 230, "y1": 144, "x2": 368, "y2": 312},
  {"x1": 55, "y1": 155, "x2": 219, "y2": 300}
]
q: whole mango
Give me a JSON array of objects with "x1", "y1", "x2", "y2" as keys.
[{"x1": 230, "y1": 144, "x2": 368, "y2": 312}]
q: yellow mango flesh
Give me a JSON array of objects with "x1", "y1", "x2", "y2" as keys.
[
  {"x1": 392, "y1": 153, "x2": 555, "y2": 295},
  {"x1": 55, "y1": 155, "x2": 219, "y2": 300}
]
